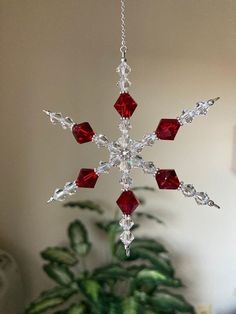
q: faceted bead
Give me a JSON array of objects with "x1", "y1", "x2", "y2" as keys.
[
  {"x1": 195, "y1": 192, "x2": 210, "y2": 205},
  {"x1": 110, "y1": 155, "x2": 121, "y2": 167},
  {"x1": 53, "y1": 188, "x2": 66, "y2": 201},
  {"x1": 133, "y1": 141, "x2": 144, "y2": 153},
  {"x1": 132, "y1": 155, "x2": 143, "y2": 168},
  {"x1": 178, "y1": 109, "x2": 195, "y2": 125},
  {"x1": 114, "y1": 93, "x2": 137, "y2": 118},
  {"x1": 96, "y1": 161, "x2": 111, "y2": 174},
  {"x1": 50, "y1": 112, "x2": 62, "y2": 124},
  {"x1": 207, "y1": 99, "x2": 215, "y2": 106},
  {"x1": 142, "y1": 161, "x2": 157, "y2": 174},
  {"x1": 92, "y1": 134, "x2": 109, "y2": 148},
  {"x1": 116, "y1": 61, "x2": 131, "y2": 76},
  {"x1": 117, "y1": 78, "x2": 131, "y2": 93},
  {"x1": 155, "y1": 169, "x2": 180, "y2": 189},
  {"x1": 119, "y1": 215, "x2": 134, "y2": 230},
  {"x1": 195, "y1": 102, "x2": 209, "y2": 115},
  {"x1": 61, "y1": 117, "x2": 74, "y2": 130},
  {"x1": 72, "y1": 122, "x2": 95, "y2": 144},
  {"x1": 116, "y1": 191, "x2": 139, "y2": 215},
  {"x1": 76, "y1": 169, "x2": 98, "y2": 188},
  {"x1": 120, "y1": 175, "x2": 133, "y2": 190},
  {"x1": 64, "y1": 182, "x2": 78, "y2": 195},
  {"x1": 117, "y1": 135, "x2": 130, "y2": 149},
  {"x1": 142, "y1": 133, "x2": 157, "y2": 146},
  {"x1": 181, "y1": 184, "x2": 196, "y2": 197},
  {"x1": 120, "y1": 231, "x2": 134, "y2": 246},
  {"x1": 155, "y1": 119, "x2": 180, "y2": 140},
  {"x1": 119, "y1": 160, "x2": 132, "y2": 173},
  {"x1": 119, "y1": 119, "x2": 131, "y2": 134}
]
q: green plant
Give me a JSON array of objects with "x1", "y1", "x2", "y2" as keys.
[{"x1": 26, "y1": 188, "x2": 195, "y2": 314}]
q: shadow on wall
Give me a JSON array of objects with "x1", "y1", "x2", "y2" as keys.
[{"x1": 232, "y1": 126, "x2": 236, "y2": 174}]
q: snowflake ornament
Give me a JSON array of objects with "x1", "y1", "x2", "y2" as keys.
[
  {"x1": 44, "y1": 0, "x2": 220, "y2": 256},
  {"x1": 44, "y1": 57, "x2": 220, "y2": 256}
]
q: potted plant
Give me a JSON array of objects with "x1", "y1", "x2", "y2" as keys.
[{"x1": 26, "y1": 187, "x2": 195, "y2": 314}]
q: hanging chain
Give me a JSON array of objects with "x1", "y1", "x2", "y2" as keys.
[
  {"x1": 120, "y1": 0, "x2": 127, "y2": 59},
  {"x1": 117, "y1": 0, "x2": 131, "y2": 93}
]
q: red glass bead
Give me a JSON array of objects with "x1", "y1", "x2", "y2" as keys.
[
  {"x1": 76, "y1": 169, "x2": 98, "y2": 188},
  {"x1": 116, "y1": 191, "x2": 139, "y2": 215},
  {"x1": 72, "y1": 122, "x2": 95, "y2": 144},
  {"x1": 155, "y1": 119, "x2": 180, "y2": 140},
  {"x1": 114, "y1": 93, "x2": 137, "y2": 118},
  {"x1": 155, "y1": 169, "x2": 180, "y2": 189}
]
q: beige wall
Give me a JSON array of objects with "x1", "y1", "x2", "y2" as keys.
[{"x1": 0, "y1": 0, "x2": 236, "y2": 313}]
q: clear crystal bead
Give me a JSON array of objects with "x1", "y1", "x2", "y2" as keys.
[
  {"x1": 117, "y1": 135, "x2": 130, "y2": 149},
  {"x1": 53, "y1": 188, "x2": 66, "y2": 201},
  {"x1": 61, "y1": 117, "x2": 74, "y2": 129},
  {"x1": 93, "y1": 134, "x2": 109, "y2": 148},
  {"x1": 195, "y1": 192, "x2": 210, "y2": 205},
  {"x1": 50, "y1": 112, "x2": 62, "y2": 124},
  {"x1": 142, "y1": 161, "x2": 157, "y2": 174},
  {"x1": 130, "y1": 140, "x2": 143, "y2": 153},
  {"x1": 120, "y1": 175, "x2": 133, "y2": 190},
  {"x1": 179, "y1": 109, "x2": 195, "y2": 124},
  {"x1": 110, "y1": 155, "x2": 121, "y2": 167},
  {"x1": 120, "y1": 231, "x2": 134, "y2": 246},
  {"x1": 117, "y1": 78, "x2": 131, "y2": 93},
  {"x1": 117, "y1": 61, "x2": 131, "y2": 76},
  {"x1": 207, "y1": 99, "x2": 214, "y2": 106},
  {"x1": 108, "y1": 142, "x2": 120, "y2": 154},
  {"x1": 119, "y1": 215, "x2": 134, "y2": 230},
  {"x1": 120, "y1": 160, "x2": 132, "y2": 173},
  {"x1": 195, "y1": 101, "x2": 209, "y2": 115},
  {"x1": 142, "y1": 133, "x2": 157, "y2": 146},
  {"x1": 96, "y1": 161, "x2": 111, "y2": 174},
  {"x1": 64, "y1": 182, "x2": 77, "y2": 195},
  {"x1": 181, "y1": 184, "x2": 196, "y2": 197},
  {"x1": 119, "y1": 119, "x2": 131, "y2": 134},
  {"x1": 132, "y1": 155, "x2": 143, "y2": 168}
]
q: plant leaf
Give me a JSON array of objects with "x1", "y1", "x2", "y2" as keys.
[
  {"x1": 41, "y1": 247, "x2": 77, "y2": 266},
  {"x1": 132, "y1": 186, "x2": 156, "y2": 192},
  {"x1": 54, "y1": 303, "x2": 88, "y2": 314},
  {"x1": 126, "y1": 265, "x2": 147, "y2": 276},
  {"x1": 64, "y1": 200, "x2": 103, "y2": 214},
  {"x1": 77, "y1": 279, "x2": 101, "y2": 303},
  {"x1": 134, "y1": 269, "x2": 183, "y2": 290},
  {"x1": 122, "y1": 297, "x2": 140, "y2": 314},
  {"x1": 96, "y1": 220, "x2": 121, "y2": 234},
  {"x1": 135, "y1": 212, "x2": 164, "y2": 225},
  {"x1": 93, "y1": 263, "x2": 131, "y2": 282},
  {"x1": 107, "y1": 302, "x2": 121, "y2": 314},
  {"x1": 115, "y1": 243, "x2": 174, "y2": 276},
  {"x1": 68, "y1": 220, "x2": 92, "y2": 256},
  {"x1": 25, "y1": 286, "x2": 77, "y2": 314},
  {"x1": 132, "y1": 238, "x2": 167, "y2": 254},
  {"x1": 150, "y1": 290, "x2": 195, "y2": 313},
  {"x1": 40, "y1": 286, "x2": 78, "y2": 300},
  {"x1": 96, "y1": 220, "x2": 139, "y2": 234},
  {"x1": 43, "y1": 263, "x2": 74, "y2": 286}
]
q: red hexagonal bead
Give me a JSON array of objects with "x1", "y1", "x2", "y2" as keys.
[
  {"x1": 114, "y1": 93, "x2": 137, "y2": 118},
  {"x1": 76, "y1": 169, "x2": 98, "y2": 188},
  {"x1": 116, "y1": 190, "x2": 139, "y2": 215},
  {"x1": 155, "y1": 169, "x2": 180, "y2": 189},
  {"x1": 155, "y1": 119, "x2": 180, "y2": 140},
  {"x1": 72, "y1": 122, "x2": 95, "y2": 144}
]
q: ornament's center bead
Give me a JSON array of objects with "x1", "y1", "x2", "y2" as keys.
[{"x1": 121, "y1": 149, "x2": 131, "y2": 160}]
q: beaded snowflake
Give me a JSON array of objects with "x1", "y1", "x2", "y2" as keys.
[{"x1": 44, "y1": 59, "x2": 220, "y2": 256}]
